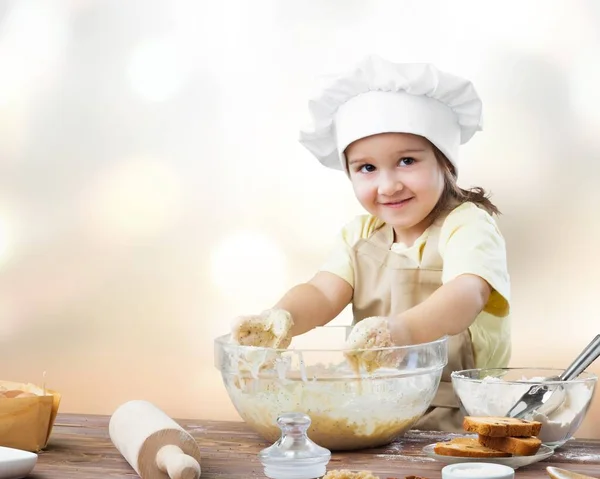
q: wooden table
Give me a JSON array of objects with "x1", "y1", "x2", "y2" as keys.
[{"x1": 31, "y1": 414, "x2": 600, "y2": 478}]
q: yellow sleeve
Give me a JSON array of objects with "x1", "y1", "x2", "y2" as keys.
[
  {"x1": 438, "y1": 203, "x2": 510, "y2": 317},
  {"x1": 319, "y1": 215, "x2": 383, "y2": 289}
]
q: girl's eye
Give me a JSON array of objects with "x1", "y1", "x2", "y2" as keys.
[
  {"x1": 399, "y1": 157, "x2": 415, "y2": 166},
  {"x1": 359, "y1": 164, "x2": 376, "y2": 173}
]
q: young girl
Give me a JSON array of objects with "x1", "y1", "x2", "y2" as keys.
[{"x1": 231, "y1": 55, "x2": 511, "y2": 432}]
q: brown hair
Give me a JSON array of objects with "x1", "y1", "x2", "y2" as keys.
[{"x1": 428, "y1": 144, "x2": 500, "y2": 220}]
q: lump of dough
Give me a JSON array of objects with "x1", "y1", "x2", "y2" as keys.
[
  {"x1": 343, "y1": 316, "x2": 401, "y2": 373},
  {"x1": 231, "y1": 309, "x2": 293, "y2": 349}
]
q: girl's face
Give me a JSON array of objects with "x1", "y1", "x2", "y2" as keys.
[{"x1": 345, "y1": 132, "x2": 445, "y2": 245}]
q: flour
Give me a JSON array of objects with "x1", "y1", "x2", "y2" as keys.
[
  {"x1": 454, "y1": 376, "x2": 595, "y2": 444},
  {"x1": 531, "y1": 381, "x2": 593, "y2": 444}
]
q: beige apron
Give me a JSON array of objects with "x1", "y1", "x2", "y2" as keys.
[{"x1": 349, "y1": 214, "x2": 475, "y2": 432}]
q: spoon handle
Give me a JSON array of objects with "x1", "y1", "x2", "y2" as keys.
[
  {"x1": 547, "y1": 466, "x2": 597, "y2": 479},
  {"x1": 560, "y1": 334, "x2": 600, "y2": 381}
]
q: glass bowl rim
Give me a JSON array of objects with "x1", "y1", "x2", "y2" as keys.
[
  {"x1": 451, "y1": 367, "x2": 598, "y2": 385},
  {"x1": 214, "y1": 328, "x2": 449, "y2": 354}
]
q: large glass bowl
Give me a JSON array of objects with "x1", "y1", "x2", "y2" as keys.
[
  {"x1": 451, "y1": 367, "x2": 597, "y2": 449},
  {"x1": 214, "y1": 326, "x2": 448, "y2": 451}
]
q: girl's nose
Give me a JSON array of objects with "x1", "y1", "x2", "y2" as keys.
[{"x1": 377, "y1": 172, "x2": 403, "y2": 196}]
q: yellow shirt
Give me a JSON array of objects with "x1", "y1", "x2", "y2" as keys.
[{"x1": 320, "y1": 202, "x2": 511, "y2": 369}]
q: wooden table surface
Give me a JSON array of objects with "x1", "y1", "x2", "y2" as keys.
[{"x1": 30, "y1": 414, "x2": 600, "y2": 478}]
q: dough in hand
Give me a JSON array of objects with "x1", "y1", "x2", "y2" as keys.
[
  {"x1": 344, "y1": 316, "x2": 403, "y2": 373},
  {"x1": 231, "y1": 309, "x2": 293, "y2": 349}
]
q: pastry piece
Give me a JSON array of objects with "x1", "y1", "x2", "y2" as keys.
[
  {"x1": 323, "y1": 470, "x2": 380, "y2": 479},
  {"x1": 434, "y1": 437, "x2": 511, "y2": 458},
  {"x1": 478, "y1": 434, "x2": 542, "y2": 456},
  {"x1": 0, "y1": 389, "x2": 38, "y2": 398},
  {"x1": 463, "y1": 416, "x2": 542, "y2": 437}
]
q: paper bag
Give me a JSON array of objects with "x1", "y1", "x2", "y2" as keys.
[{"x1": 0, "y1": 380, "x2": 61, "y2": 452}]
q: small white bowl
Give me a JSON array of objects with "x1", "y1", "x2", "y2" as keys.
[
  {"x1": 442, "y1": 462, "x2": 515, "y2": 479},
  {"x1": 0, "y1": 447, "x2": 38, "y2": 479}
]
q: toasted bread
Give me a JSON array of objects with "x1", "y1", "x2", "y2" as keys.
[
  {"x1": 478, "y1": 435, "x2": 542, "y2": 456},
  {"x1": 463, "y1": 416, "x2": 542, "y2": 437},
  {"x1": 433, "y1": 437, "x2": 511, "y2": 458}
]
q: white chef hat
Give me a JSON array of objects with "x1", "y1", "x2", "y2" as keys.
[{"x1": 298, "y1": 55, "x2": 483, "y2": 174}]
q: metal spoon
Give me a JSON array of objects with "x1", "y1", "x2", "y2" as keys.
[
  {"x1": 506, "y1": 334, "x2": 600, "y2": 419},
  {"x1": 547, "y1": 466, "x2": 598, "y2": 479}
]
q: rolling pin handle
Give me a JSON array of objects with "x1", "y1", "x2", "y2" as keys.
[{"x1": 155, "y1": 444, "x2": 201, "y2": 479}]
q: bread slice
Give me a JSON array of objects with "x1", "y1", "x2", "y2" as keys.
[
  {"x1": 478, "y1": 435, "x2": 542, "y2": 456},
  {"x1": 463, "y1": 416, "x2": 542, "y2": 437},
  {"x1": 433, "y1": 437, "x2": 511, "y2": 458},
  {"x1": 448, "y1": 436, "x2": 481, "y2": 445}
]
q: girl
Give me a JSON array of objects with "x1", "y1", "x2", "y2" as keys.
[{"x1": 231, "y1": 55, "x2": 511, "y2": 432}]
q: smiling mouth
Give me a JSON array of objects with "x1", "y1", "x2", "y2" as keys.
[{"x1": 380, "y1": 197, "x2": 414, "y2": 207}]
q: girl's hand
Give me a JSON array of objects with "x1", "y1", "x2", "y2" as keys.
[
  {"x1": 343, "y1": 316, "x2": 412, "y2": 372},
  {"x1": 230, "y1": 309, "x2": 294, "y2": 349}
]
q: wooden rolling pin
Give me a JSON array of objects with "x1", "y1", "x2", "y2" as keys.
[{"x1": 109, "y1": 400, "x2": 202, "y2": 479}]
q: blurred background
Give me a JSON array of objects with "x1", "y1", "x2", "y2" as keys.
[{"x1": 0, "y1": 0, "x2": 599, "y2": 439}]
